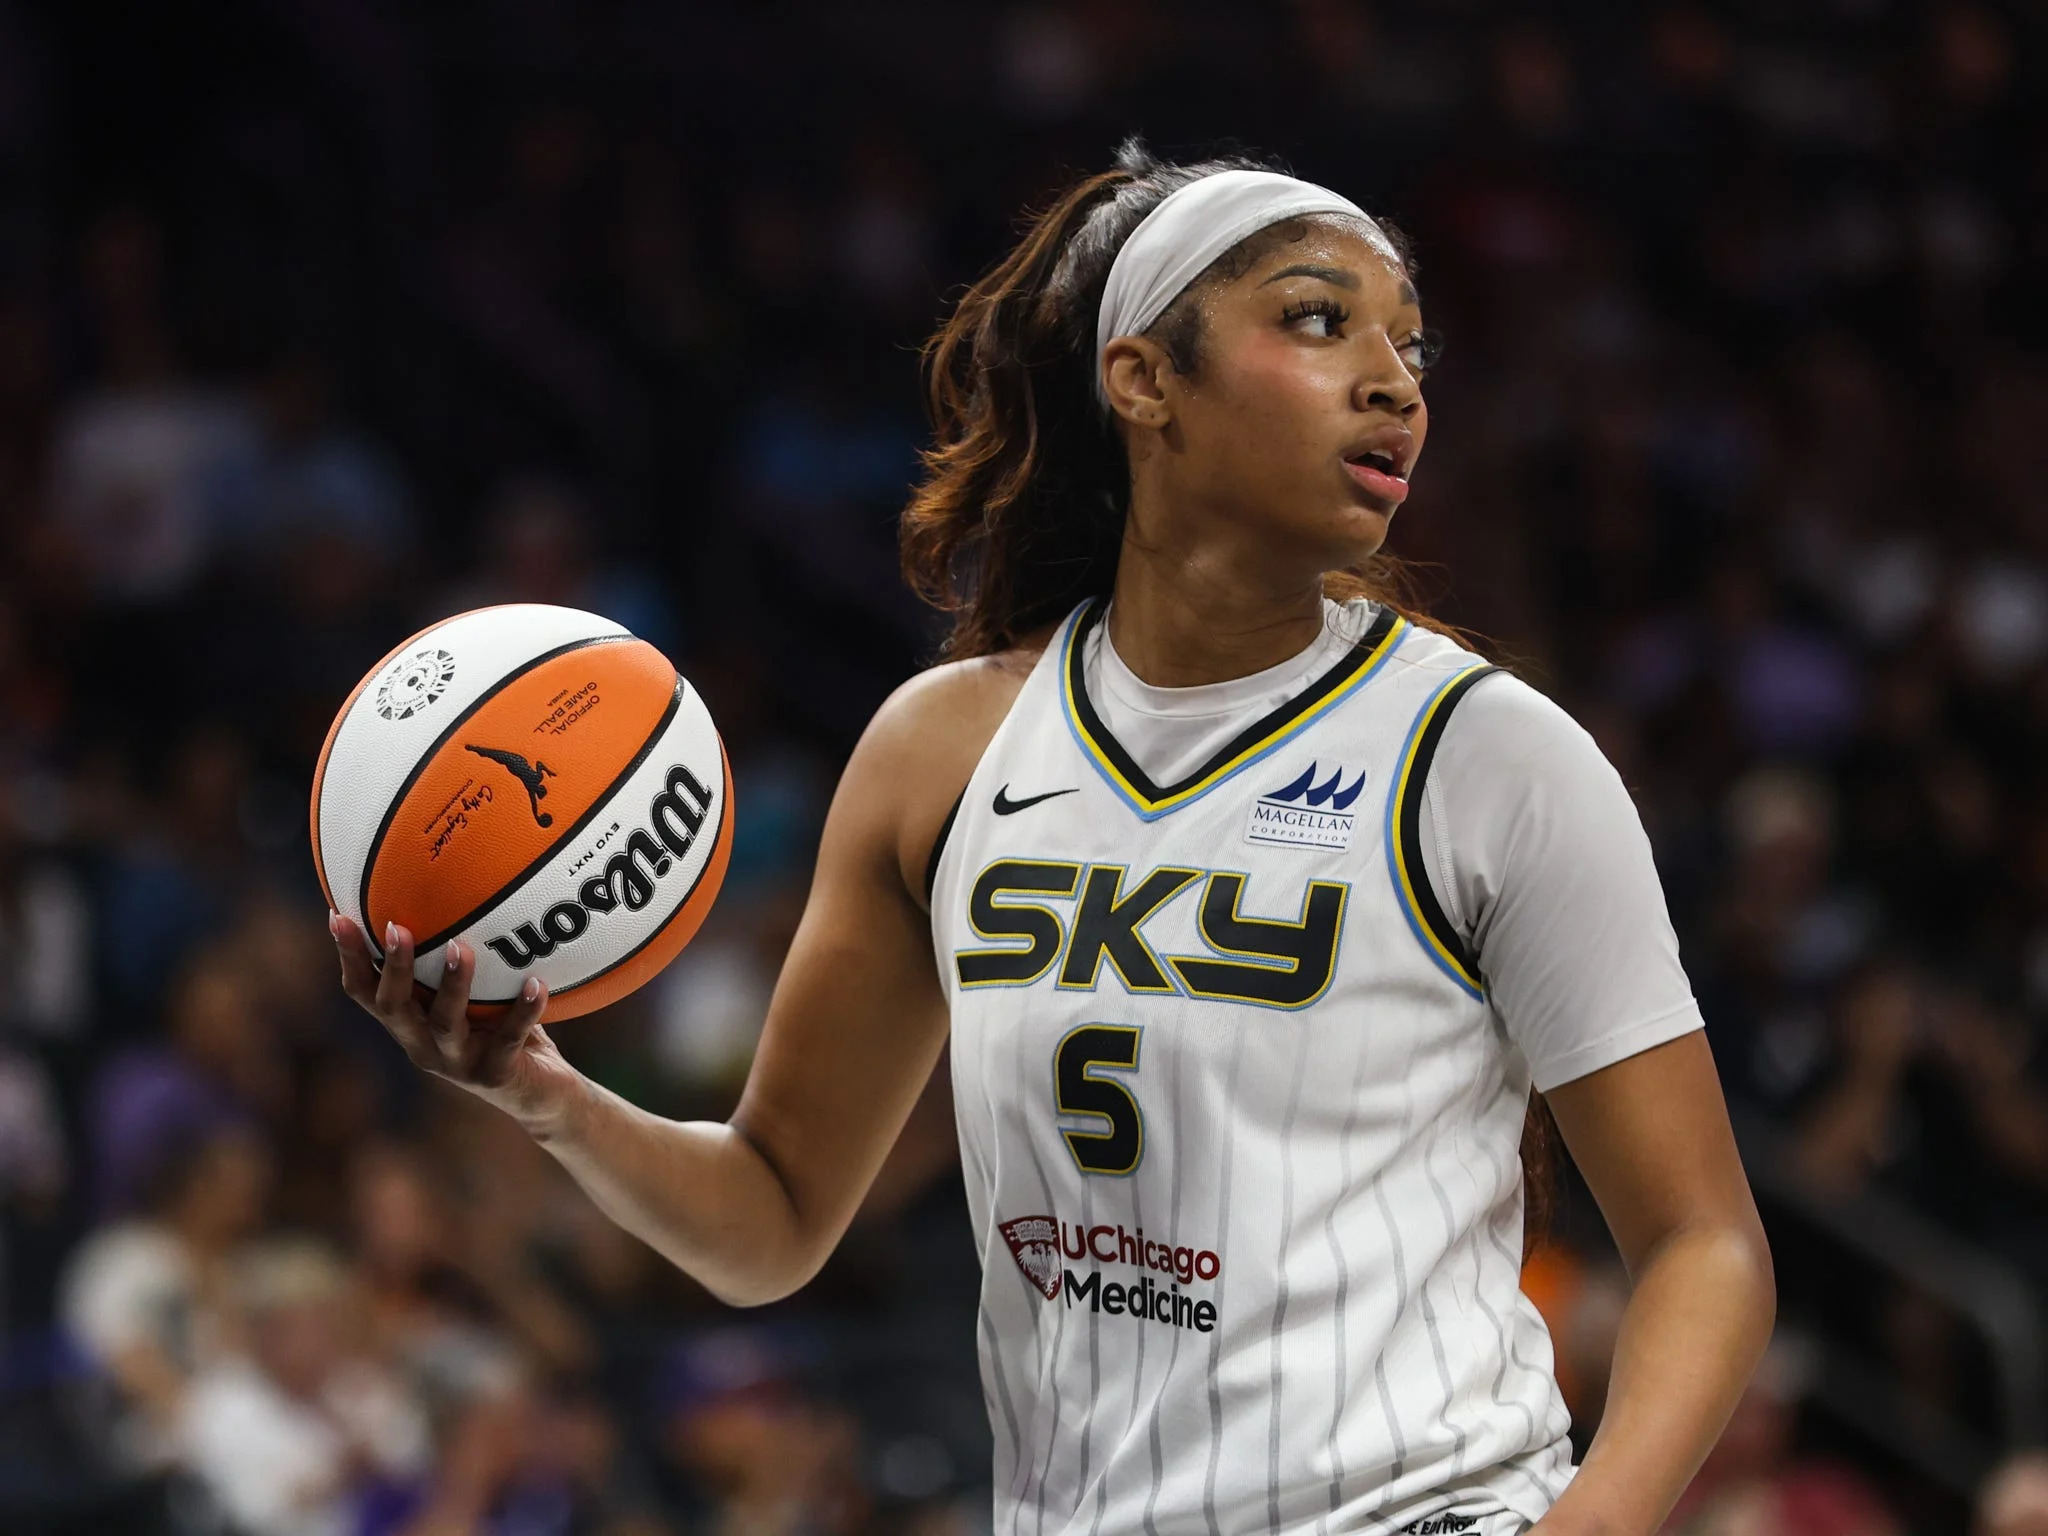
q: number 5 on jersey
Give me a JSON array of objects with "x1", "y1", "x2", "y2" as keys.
[{"x1": 1054, "y1": 1024, "x2": 1143, "y2": 1175}]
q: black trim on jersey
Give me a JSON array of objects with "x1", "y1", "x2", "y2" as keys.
[
  {"x1": 923, "y1": 786, "x2": 966, "y2": 905},
  {"x1": 1063, "y1": 597, "x2": 1403, "y2": 808},
  {"x1": 1394, "y1": 665, "x2": 1500, "y2": 993}
]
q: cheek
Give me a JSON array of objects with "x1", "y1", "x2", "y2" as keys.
[
  {"x1": 1222, "y1": 332, "x2": 1339, "y2": 421},
  {"x1": 1199, "y1": 336, "x2": 1343, "y2": 468}
]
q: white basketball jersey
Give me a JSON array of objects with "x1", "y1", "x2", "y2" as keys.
[{"x1": 928, "y1": 599, "x2": 1574, "y2": 1536}]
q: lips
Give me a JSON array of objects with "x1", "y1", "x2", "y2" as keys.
[
  {"x1": 1344, "y1": 458, "x2": 1410, "y2": 502},
  {"x1": 1342, "y1": 427, "x2": 1415, "y2": 504}
]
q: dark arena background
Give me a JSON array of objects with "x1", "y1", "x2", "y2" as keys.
[{"x1": 1, "y1": 2, "x2": 2045, "y2": 1533}]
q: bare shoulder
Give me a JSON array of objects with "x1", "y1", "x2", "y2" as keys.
[
  {"x1": 873, "y1": 641, "x2": 1045, "y2": 749},
  {"x1": 837, "y1": 632, "x2": 1052, "y2": 907}
]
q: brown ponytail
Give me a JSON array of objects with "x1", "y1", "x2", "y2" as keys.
[{"x1": 902, "y1": 139, "x2": 1233, "y2": 659}]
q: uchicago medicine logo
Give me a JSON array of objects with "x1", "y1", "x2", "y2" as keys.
[
  {"x1": 1000, "y1": 1214, "x2": 1221, "y2": 1334},
  {"x1": 999, "y1": 1217, "x2": 1063, "y2": 1300}
]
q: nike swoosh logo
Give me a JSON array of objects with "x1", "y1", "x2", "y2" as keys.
[{"x1": 993, "y1": 784, "x2": 1078, "y2": 816}]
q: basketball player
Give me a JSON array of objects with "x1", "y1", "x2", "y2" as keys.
[{"x1": 332, "y1": 142, "x2": 1773, "y2": 1535}]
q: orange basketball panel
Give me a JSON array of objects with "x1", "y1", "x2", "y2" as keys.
[{"x1": 365, "y1": 639, "x2": 677, "y2": 943}]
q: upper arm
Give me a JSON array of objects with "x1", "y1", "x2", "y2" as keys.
[
  {"x1": 1424, "y1": 677, "x2": 1761, "y2": 1265},
  {"x1": 726, "y1": 653, "x2": 1029, "y2": 1267},
  {"x1": 1545, "y1": 1032, "x2": 1767, "y2": 1277},
  {"x1": 1425, "y1": 675, "x2": 1704, "y2": 1093}
]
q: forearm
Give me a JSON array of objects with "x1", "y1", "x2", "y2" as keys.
[
  {"x1": 1538, "y1": 1223, "x2": 1775, "y2": 1536},
  {"x1": 525, "y1": 1073, "x2": 818, "y2": 1307}
]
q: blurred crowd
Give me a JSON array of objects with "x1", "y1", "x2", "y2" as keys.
[{"x1": 1, "y1": 0, "x2": 2047, "y2": 1532}]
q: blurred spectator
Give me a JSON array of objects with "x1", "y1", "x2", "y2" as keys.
[
  {"x1": 0, "y1": 1039, "x2": 65, "y2": 1330},
  {"x1": 47, "y1": 208, "x2": 256, "y2": 604},
  {"x1": 89, "y1": 943, "x2": 283, "y2": 1213},
  {"x1": 1980, "y1": 1452, "x2": 2048, "y2": 1536},
  {"x1": 655, "y1": 1328, "x2": 868, "y2": 1536},
  {"x1": 1661, "y1": 1336, "x2": 1899, "y2": 1535},
  {"x1": 1713, "y1": 767, "x2": 1874, "y2": 1076},
  {"x1": 96, "y1": 730, "x2": 258, "y2": 1009},
  {"x1": 0, "y1": 1044, "x2": 64, "y2": 1214},
  {"x1": 348, "y1": 1141, "x2": 529, "y2": 1412},
  {"x1": 58, "y1": 1123, "x2": 270, "y2": 1470},
  {"x1": 359, "y1": 1378, "x2": 674, "y2": 1536},
  {"x1": 0, "y1": 785, "x2": 94, "y2": 1040},
  {"x1": 1524, "y1": 1248, "x2": 1630, "y2": 1445},
  {"x1": 219, "y1": 352, "x2": 412, "y2": 568},
  {"x1": 179, "y1": 1237, "x2": 429, "y2": 1536},
  {"x1": 438, "y1": 476, "x2": 678, "y2": 660}
]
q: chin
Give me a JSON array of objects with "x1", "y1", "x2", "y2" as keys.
[{"x1": 1313, "y1": 502, "x2": 1393, "y2": 563}]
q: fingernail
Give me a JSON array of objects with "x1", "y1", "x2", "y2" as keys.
[
  {"x1": 385, "y1": 921, "x2": 401, "y2": 949},
  {"x1": 327, "y1": 910, "x2": 343, "y2": 940},
  {"x1": 444, "y1": 941, "x2": 460, "y2": 975},
  {"x1": 522, "y1": 976, "x2": 540, "y2": 1002}
]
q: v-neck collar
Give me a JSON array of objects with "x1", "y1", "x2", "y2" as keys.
[{"x1": 1058, "y1": 597, "x2": 1407, "y2": 821}]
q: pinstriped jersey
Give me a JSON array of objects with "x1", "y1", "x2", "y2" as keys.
[{"x1": 928, "y1": 599, "x2": 1575, "y2": 1536}]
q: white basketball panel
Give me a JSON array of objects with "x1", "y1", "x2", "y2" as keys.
[{"x1": 317, "y1": 604, "x2": 631, "y2": 947}]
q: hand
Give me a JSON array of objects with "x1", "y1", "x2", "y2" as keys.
[{"x1": 331, "y1": 915, "x2": 586, "y2": 1137}]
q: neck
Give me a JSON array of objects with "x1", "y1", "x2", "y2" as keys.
[{"x1": 1104, "y1": 501, "x2": 1330, "y2": 688}]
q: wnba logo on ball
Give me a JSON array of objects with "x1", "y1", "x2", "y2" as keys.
[
  {"x1": 374, "y1": 649, "x2": 457, "y2": 720},
  {"x1": 484, "y1": 761, "x2": 716, "y2": 969}
]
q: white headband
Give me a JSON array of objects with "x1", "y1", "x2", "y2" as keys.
[{"x1": 1094, "y1": 168, "x2": 1385, "y2": 409}]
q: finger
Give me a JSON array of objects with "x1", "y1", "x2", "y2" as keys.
[
  {"x1": 330, "y1": 913, "x2": 382, "y2": 1004},
  {"x1": 335, "y1": 914, "x2": 437, "y2": 1064},
  {"x1": 375, "y1": 923, "x2": 417, "y2": 1016},
  {"x1": 475, "y1": 975, "x2": 548, "y2": 1084},
  {"x1": 425, "y1": 940, "x2": 475, "y2": 1066}
]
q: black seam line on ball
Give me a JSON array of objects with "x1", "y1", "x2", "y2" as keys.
[
  {"x1": 355, "y1": 633, "x2": 646, "y2": 954},
  {"x1": 466, "y1": 757, "x2": 727, "y2": 1006},
  {"x1": 408, "y1": 674, "x2": 687, "y2": 957}
]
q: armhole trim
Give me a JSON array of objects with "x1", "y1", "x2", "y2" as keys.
[
  {"x1": 1386, "y1": 664, "x2": 1500, "y2": 999},
  {"x1": 923, "y1": 786, "x2": 967, "y2": 905}
]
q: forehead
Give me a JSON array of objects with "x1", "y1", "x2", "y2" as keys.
[{"x1": 1231, "y1": 215, "x2": 1417, "y2": 306}]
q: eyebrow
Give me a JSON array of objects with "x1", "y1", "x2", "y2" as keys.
[
  {"x1": 1260, "y1": 262, "x2": 1360, "y2": 290},
  {"x1": 1259, "y1": 263, "x2": 1422, "y2": 309}
]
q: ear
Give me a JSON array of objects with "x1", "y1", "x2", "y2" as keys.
[{"x1": 1100, "y1": 337, "x2": 1175, "y2": 429}]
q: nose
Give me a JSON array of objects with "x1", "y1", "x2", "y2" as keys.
[{"x1": 1352, "y1": 331, "x2": 1422, "y2": 419}]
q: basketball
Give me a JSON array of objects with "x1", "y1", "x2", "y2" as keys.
[{"x1": 310, "y1": 604, "x2": 732, "y2": 1022}]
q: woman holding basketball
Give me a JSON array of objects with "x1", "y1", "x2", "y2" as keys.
[{"x1": 333, "y1": 141, "x2": 1772, "y2": 1535}]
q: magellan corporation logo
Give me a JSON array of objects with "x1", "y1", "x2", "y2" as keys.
[{"x1": 1244, "y1": 761, "x2": 1366, "y2": 851}]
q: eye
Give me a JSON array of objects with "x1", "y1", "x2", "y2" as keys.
[
  {"x1": 1281, "y1": 296, "x2": 1350, "y2": 339},
  {"x1": 1399, "y1": 328, "x2": 1445, "y2": 377}
]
